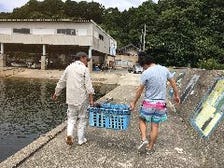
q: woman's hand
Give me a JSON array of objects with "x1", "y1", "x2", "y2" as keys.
[
  {"x1": 130, "y1": 101, "x2": 136, "y2": 111},
  {"x1": 52, "y1": 93, "x2": 58, "y2": 101}
]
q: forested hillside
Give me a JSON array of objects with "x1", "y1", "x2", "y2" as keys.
[{"x1": 0, "y1": 0, "x2": 223, "y2": 68}]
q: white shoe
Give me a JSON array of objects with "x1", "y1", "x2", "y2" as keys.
[
  {"x1": 146, "y1": 148, "x2": 155, "y2": 155},
  {"x1": 137, "y1": 139, "x2": 149, "y2": 152},
  {"x1": 78, "y1": 138, "x2": 87, "y2": 145}
]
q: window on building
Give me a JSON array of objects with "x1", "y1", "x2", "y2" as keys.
[
  {"x1": 99, "y1": 34, "x2": 104, "y2": 40},
  {"x1": 57, "y1": 29, "x2": 76, "y2": 35},
  {"x1": 13, "y1": 28, "x2": 30, "y2": 34}
]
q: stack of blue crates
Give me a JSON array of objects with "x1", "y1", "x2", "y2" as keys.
[{"x1": 88, "y1": 103, "x2": 131, "y2": 130}]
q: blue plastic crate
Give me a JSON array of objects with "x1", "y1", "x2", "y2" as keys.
[{"x1": 88, "y1": 103, "x2": 131, "y2": 130}]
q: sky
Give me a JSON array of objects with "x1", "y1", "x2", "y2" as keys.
[{"x1": 0, "y1": 0, "x2": 158, "y2": 13}]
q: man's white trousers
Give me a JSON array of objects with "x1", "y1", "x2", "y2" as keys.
[{"x1": 67, "y1": 100, "x2": 88, "y2": 142}]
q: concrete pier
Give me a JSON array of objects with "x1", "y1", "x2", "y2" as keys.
[
  {"x1": 0, "y1": 54, "x2": 6, "y2": 67},
  {"x1": 0, "y1": 69, "x2": 224, "y2": 168},
  {"x1": 0, "y1": 43, "x2": 6, "y2": 67}
]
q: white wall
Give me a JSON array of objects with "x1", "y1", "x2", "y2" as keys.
[
  {"x1": 0, "y1": 28, "x2": 11, "y2": 35},
  {"x1": 0, "y1": 21, "x2": 116, "y2": 55},
  {"x1": 32, "y1": 28, "x2": 55, "y2": 35}
]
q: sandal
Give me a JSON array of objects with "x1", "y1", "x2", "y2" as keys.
[{"x1": 146, "y1": 148, "x2": 155, "y2": 155}]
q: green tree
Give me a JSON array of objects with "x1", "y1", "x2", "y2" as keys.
[
  {"x1": 64, "y1": 0, "x2": 79, "y2": 19},
  {"x1": 40, "y1": 0, "x2": 65, "y2": 19},
  {"x1": 0, "y1": 0, "x2": 223, "y2": 69},
  {"x1": 102, "y1": 8, "x2": 123, "y2": 46},
  {"x1": 11, "y1": 0, "x2": 43, "y2": 18}
]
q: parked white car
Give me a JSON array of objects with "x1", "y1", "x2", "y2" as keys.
[{"x1": 133, "y1": 63, "x2": 143, "y2": 74}]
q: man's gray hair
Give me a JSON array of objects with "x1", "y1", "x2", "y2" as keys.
[
  {"x1": 75, "y1": 51, "x2": 88, "y2": 58},
  {"x1": 72, "y1": 51, "x2": 90, "y2": 61}
]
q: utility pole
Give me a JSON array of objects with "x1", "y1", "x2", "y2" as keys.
[
  {"x1": 143, "y1": 24, "x2": 146, "y2": 51},
  {"x1": 139, "y1": 24, "x2": 146, "y2": 51},
  {"x1": 140, "y1": 30, "x2": 143, "y2": 51}
]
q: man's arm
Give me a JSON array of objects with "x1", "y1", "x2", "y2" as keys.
[
  {"x1": 84, "y1": 68, "x2": 94, "y2": 105},
  {"x1": 89, "y1": 94, "x2": 94, "y2": 106},
  {"x1": 130, "y1": 84, "x2": 144, "y2": 111},
  {"x1": 168, "y1": 78, "x2": 180, "y2": 104},
  {"x1": 52, "y1": 70, "x2": 67, "y2": 101}
]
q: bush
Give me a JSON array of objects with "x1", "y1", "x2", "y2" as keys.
[{"x1": 197, "y1": 58, "x2": 224, "y2": 70}]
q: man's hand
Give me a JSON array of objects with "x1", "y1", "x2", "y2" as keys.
[
  {"x1": 52, "y1": 93, "x2": 58, "y2": 101},
  {"x1": 89, "y1": 100, "x2": 94, "y2": 106}
]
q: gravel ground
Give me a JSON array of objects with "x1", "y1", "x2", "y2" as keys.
[
  {"x1": 17, "y1": 85, "x2": 202, "y2": 168},
  {"x1": 0, "y1": 67, "x2": 224, "y2": 168}
]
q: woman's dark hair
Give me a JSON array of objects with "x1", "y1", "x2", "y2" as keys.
[{"x1": 138, "y1": 52, "x2": 155, "y2": 66}]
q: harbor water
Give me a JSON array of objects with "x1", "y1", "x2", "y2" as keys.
[{"x1": 0, "y1": 78, "x2": 113, "y2": 162}]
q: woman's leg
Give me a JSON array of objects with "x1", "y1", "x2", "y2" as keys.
[
  {"x1": 148, "y1": 122, "x2": 159, "y2": 150},
  {"x1": 137, "y1": 118, "x2": 149, "y2": 151},
  {"x1": 139, "y1": 118, "x2": 147, "y2": 141}
]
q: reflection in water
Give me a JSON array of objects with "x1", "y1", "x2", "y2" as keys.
[
  {"x1": 40, "y1": 81, "x2": 47, "y2": 104},
  {"x1": 0, "y1": 78, "x2": 116, "y2": 162},
  {"x1": 0, "y1": 78, "x2": 67, "y2": 162}
]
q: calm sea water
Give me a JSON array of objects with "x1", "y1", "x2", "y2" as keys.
[{"x1": 0, "y1": 78, "x2": 109, "y2": 162}]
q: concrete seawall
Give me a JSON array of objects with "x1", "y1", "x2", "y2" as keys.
[{"x1": 0, "y1": 68, "x2": 224, "y2": 168}]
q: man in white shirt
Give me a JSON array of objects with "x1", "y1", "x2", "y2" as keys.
[{"x1": 52, "y1": 51, "x2": 94, "y2": 146}]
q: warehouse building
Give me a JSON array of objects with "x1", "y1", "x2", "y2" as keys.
[{"x1": 0, "y1": 19, "x2": 117, "y2": 70}]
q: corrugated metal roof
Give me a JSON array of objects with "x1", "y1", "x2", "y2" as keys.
[{"x1": 0, "y1": 19, "x2": 91, "y2": 23}]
